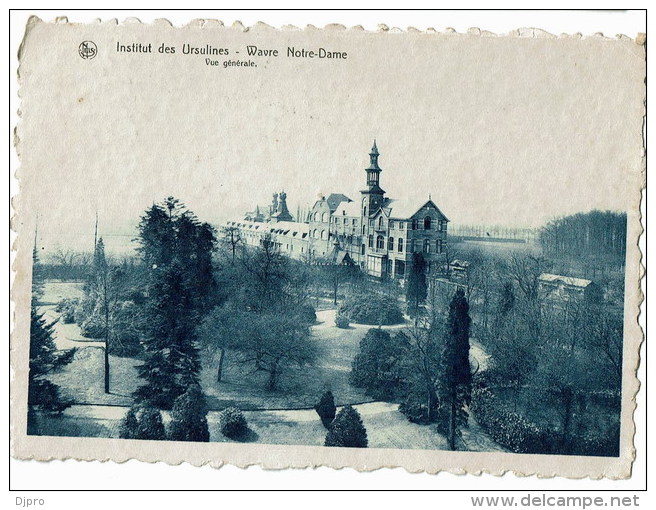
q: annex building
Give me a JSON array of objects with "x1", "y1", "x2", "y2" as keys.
[{"x1": 224, "y1": 142, "x2": 449, "y2": 280}]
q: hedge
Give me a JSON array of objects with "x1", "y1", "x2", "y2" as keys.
[{"x1": 339, "y1": 293, "x2": 404, "y2": 325}]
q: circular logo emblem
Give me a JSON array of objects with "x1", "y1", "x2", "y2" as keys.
[{"x1": 78, "y1": 41, "x2": 97, "y2": 60}]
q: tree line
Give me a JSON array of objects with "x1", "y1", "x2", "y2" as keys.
[{"x1": 539, "y1": 210, "x2": 627, "y2": 264}]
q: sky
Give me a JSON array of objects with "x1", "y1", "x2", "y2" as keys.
[{"x1": 16, "y1": 20, "x2": 645, "y2": 256}]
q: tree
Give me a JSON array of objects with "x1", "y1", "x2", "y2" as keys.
[
  {"x1": 406, "y1": 252, "x2": 428, "y2": 317},
  {"x1": 223, "y1": 226, "x2": 243, "y2": 264},
  {"x1": 93, "y1": 237, "x2": 120, "y2": 394},
  {"x1": 498, "y1": 281, "x2": 516, "y2": 317},
  {"x1": 202, "y1": 238, "x2": 317, "y2": 390},
  {"x1": 314, "y1": 391, "x2": 337, "y2": 428},
  {"x1": 134, "y1": 197, "x2": 217, "y2": 409},
  {"x1": 350, "y1": 328, "x2": 409, "y2": 401},
  {"x1": 28, "y1": 308, "x2": 76, "y2": 432},
  {"x1": 400, "y1": 312, "x2": 443, "y2": 424},
  {"x1": 200, "y1": 305, "x2": 316, "y2": 391},
  {"x1": 325, "y1": 405, "x2": 368, "y2": 448},
  {"x1": 168, "y1": 384, "x2": 210, "y2": 442},
  {"x1": 438, "y1": 289, "x2": 472, "y2": 450},
  {"x1": 502, "y1": 253, "x2": 551, "y2": 339}
]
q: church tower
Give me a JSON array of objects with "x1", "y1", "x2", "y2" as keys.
[{"x1": 360, "y1": 140, "x2": 385, "y2": 218}]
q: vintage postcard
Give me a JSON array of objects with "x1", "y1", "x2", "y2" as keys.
[{"x1": 11, "y1": 16, "x2": 645, "y2": 478}]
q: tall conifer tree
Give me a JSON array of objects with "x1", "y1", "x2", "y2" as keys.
[
  {"x1": 133, "y1": 197, "x2": 216, "y2": 409},
  {"x1": 438, "y1": 288, "x2": 472, "y2": 450}
]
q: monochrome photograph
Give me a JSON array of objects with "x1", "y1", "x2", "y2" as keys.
[{"x1": 11, "y1": 14, "x2": 645, "y2": 479}]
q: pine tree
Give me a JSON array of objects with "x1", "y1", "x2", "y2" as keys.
[
  {"x1": 438, "y1": 289, "x2": 472, "y2": 450},
  {"x1": 325, "y1": 405, "x2": 368, "y2": 448},
  {"x1": 168, "y1": 384, "x2": 210, "y2": 442},
  {"x1": 28, "y1": 308, "x2": 76, "y2": 432},
  {"x1": 133, "y1": 198, "x2": 216, "y2": 409},
  {"x1": 406, "y1": 252, "x2": 428, "y2": 317}
]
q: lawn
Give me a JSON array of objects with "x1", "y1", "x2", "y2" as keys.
[
  {"x1": 34, "y1": 280, "x2": 505, "y2": 452},
  {"x1": 39, "y1": 280, "x2": 410, "y2": 410},
  {"x1": 201, "y1": 309, "x2": 410, "y2": 410},
  {"x1": 34, "y1": 401, "x2": 506, "y2": 452}
]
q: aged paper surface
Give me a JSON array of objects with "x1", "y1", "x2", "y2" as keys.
[{"x1": 11, "y1": 17, "x2": 645, "y2": 478}]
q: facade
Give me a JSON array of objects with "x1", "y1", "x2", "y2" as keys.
[{"x1": 223, "y1": 142, "x2": 450, "y2": 280}]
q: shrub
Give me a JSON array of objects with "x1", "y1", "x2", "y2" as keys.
[
  {"x1": 325, "y1": 405, "x2": 368, "y2": 448},
  {"x1": 119, "y1": 404, "x2": 165, "y2": 441},
  {"x1": 138, "y1": 406, "x2": 166, "y2": 440},
  {"x1": 339, "y1": 293, "x2": 404, "y2": 325},
  {"x1": 470, "y1": 387, "x2": 553, "y2": 454},
  {"x1": 335, "y1": 312, "x2": 350, "y2": 329},
  {"x1": 299, "y1": 304, "x2": 317, "y2": 325},
  {"x1": 219, "y1": 407, "x2": 248, "y2": 439},
  {"x1": 398, "y1": 393, "x2": 440, "y2": 425},
  {"x1": 118, "y1": 407, "x2": 140, "y2": 439},
  {"x1": 80, "y1": 314, "x2": 105, "y2": 338},
  {"x1": 56, "y1": 298, "x2": 79, "y2": 324},
  {"x1": 168, "y1": 384, "x2": 210, "y2": 442},
  {"x1": 314, "y1": 391, "x2": 337, "y2": 428}
]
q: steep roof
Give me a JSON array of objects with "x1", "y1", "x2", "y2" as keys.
[
  {"x1": 225, "y1": 219, "x2": 309, "y2": 237},
  {"x1": 382, "y1": 198, "x2": 450, "y2": 221},
  {"x1": 326, "y1": 193, "x2": 352, "y2": 212},
  {"x1": 333, "y1": 200, "x2": 361, "y2": 217}
]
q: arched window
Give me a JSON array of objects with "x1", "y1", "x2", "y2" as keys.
[
  {"x1": 424, "y1": 239, "x2": 430, "y2": 253},
  {"x1": 388, "y1": 236, "x2": 394, "y2": 251},
  {"x1": 322, "y1": 212, "x2": 329, "y2": 222},
  {"x1": 377, "y1": 235, "x2": 385, "y2": 250},
  {"x1": 362, "y1": 225, "x2": 366, "y2": 235},
  {"x1": 361, "y1": 244, "x2": 366, "y2": 255},
  {"x1": 424, "y1": 216, "x2": 432, "y2": 230},
  {"x1": 313, "y1": 229, "x2": 318, "y2": 239},
  {"x1": 321, "y1": 230, "x2": 327, "y2": 240},
  {"x1": 398, "y1": 238, "x2": 404, "y2": 252},
  {"x1": 314, "y1": 212, "x2": 319, "y2": 222},
  {"x1": 368, "y1": 234, "x2": 374, "y2": 248},
  {"x1": 378, "y1": 216, "x2": 384, "y2": 229}
]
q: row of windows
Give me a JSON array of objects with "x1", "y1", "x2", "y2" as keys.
[
  {"x1": 410, "y1": 217, "x2": 447, "y2": 231},
  {"x1": 313, "y1": 211, "x2": 446, "y2": 233},
  {"x1": 311, "y1": 229, "x2": 328, "y2": 240},
  {"x1": 367, "y1": 216, "x2": 446, "y2": 231},
  {"x1": 333, "y1": 217, "x2": 359, "y2": 226},
  {"x1": 366, "y1": 234, "x2": 444, "y2": 254}
]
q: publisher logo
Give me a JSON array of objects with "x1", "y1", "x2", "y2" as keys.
[{"x1": 79, "y1": 41, "x2": 97, "y2": 59}]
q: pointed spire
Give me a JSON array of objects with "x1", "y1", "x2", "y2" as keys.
[{"x1": 367, "y1": 140, "x2": 381, "y2": 171}]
